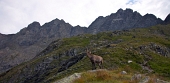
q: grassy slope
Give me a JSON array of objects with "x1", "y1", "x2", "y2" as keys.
[
  {"x1": 0, "y1": 24, "x2": 170, "y2": 83},
  {"x1": 53, "y1": 24, "x2": 170, "y2": 82}
]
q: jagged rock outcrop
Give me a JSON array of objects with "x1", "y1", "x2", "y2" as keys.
[{"x1": 139, "y1": 43, "x2": 170, "y2": 57}]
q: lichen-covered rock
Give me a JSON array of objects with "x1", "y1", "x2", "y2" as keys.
[
  {"x1": 55, "y1": 73, "x2": 82, "y2": 83},
  {"x1": 139, "y1": 43, "x2": 170, "y2": 57}
]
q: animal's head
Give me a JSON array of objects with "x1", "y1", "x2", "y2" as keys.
[{"x1": 86, "y1": 48, "x2": 91, "y2": 54}]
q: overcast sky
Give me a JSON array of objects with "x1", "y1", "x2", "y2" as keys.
[{"x1": 0, "y1": 0, "x2": 170, "y2": 34}]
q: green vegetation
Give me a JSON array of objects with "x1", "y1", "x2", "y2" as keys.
[{"x1": 1, "y1": 24, "x2": 170, "y2": 83}]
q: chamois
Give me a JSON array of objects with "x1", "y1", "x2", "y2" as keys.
[{"x1": 86, "y1": 49, "x2": 103, "y2": 70}]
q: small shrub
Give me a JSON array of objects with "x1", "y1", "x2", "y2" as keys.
[{"x1": 96, "y1": 70, "x2": 112, "y2": 80}]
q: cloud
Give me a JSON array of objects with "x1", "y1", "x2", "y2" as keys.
[
  {"x1": 126, "y1": 0, "x2": 139, "y2": 5},
  {"x1": 0, "y1": 0, "x2": 170, "y2": 34},
  {"x1": 125, "y1": 0, "x2": 170, "y2": 19}
]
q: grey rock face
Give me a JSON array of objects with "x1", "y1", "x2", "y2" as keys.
[{"x1": 71, "y1": 25, "x2": 87, "y2": 36}]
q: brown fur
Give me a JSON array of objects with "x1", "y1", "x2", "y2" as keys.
[{"x1": 86, "y1": 49, "x2": 103, "y2": 70}]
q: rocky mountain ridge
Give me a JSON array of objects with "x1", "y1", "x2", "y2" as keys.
[
  {"x1": 0, "y1": 8, "x2": 169, "y2": 74},
  {"x1": 1, "y1": 24, "x2": 170, "y2": 83},
  {"x1": 88, "y1": 8, "x2": 163, "y2": 34}
]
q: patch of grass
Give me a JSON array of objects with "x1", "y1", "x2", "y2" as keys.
[
  {"x1": 62, "y1": 36, "x2": 90, "y2": 48},
  {"x1": 74, "y1": 69, "x2": 131, "y2": 83}
]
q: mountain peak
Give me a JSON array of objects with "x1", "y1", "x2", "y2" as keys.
[
  {"x1": 164, "y1": 13, "x2": 170, "y2": 24},
  {"x1": 27, "y1": 21, "x2": 41, "y2": 29},
  {"x1": 117, "y1": 8, "x2": 124, "y2": 13},
  {"x1": 125, "y1": 8, "x2": 133, "y2": 12},
  {"x1": 116, "y1": 8, "x2": 134, "y2": 14},
  {"x1": 144, "y1": 13, "x2": 157, "y2": 18}
]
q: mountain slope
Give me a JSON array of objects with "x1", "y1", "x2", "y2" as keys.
[{"x1": 0, "y1": 24, "x2": 170, "y2": 83}]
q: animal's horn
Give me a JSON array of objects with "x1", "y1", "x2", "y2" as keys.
[
  {"x1": 85, "y1": 47, "x2": 89, "y2": 52},
  {"x1": 86, "y1": 47, "x2": 88, "y2": 50}
]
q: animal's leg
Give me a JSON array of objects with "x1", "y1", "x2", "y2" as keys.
[
  {"x1": 92, "y1": 63, "x2": 94, "y2": 70},
  {"x1": 93, "y1": 63, "x2": 97, "y2": 70},
  {"x1": 98, "y1": 62, "x2": 102, "y2": 69},
  {"x1": 99, "y1": 64, "x2": 101, "y2": 69},
  {"x1": 101, "y1": 61, "x2": 104, "y2": 69},
  {"x1": 91, "y1": 62, "x2": 96, "y2": 70}
]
